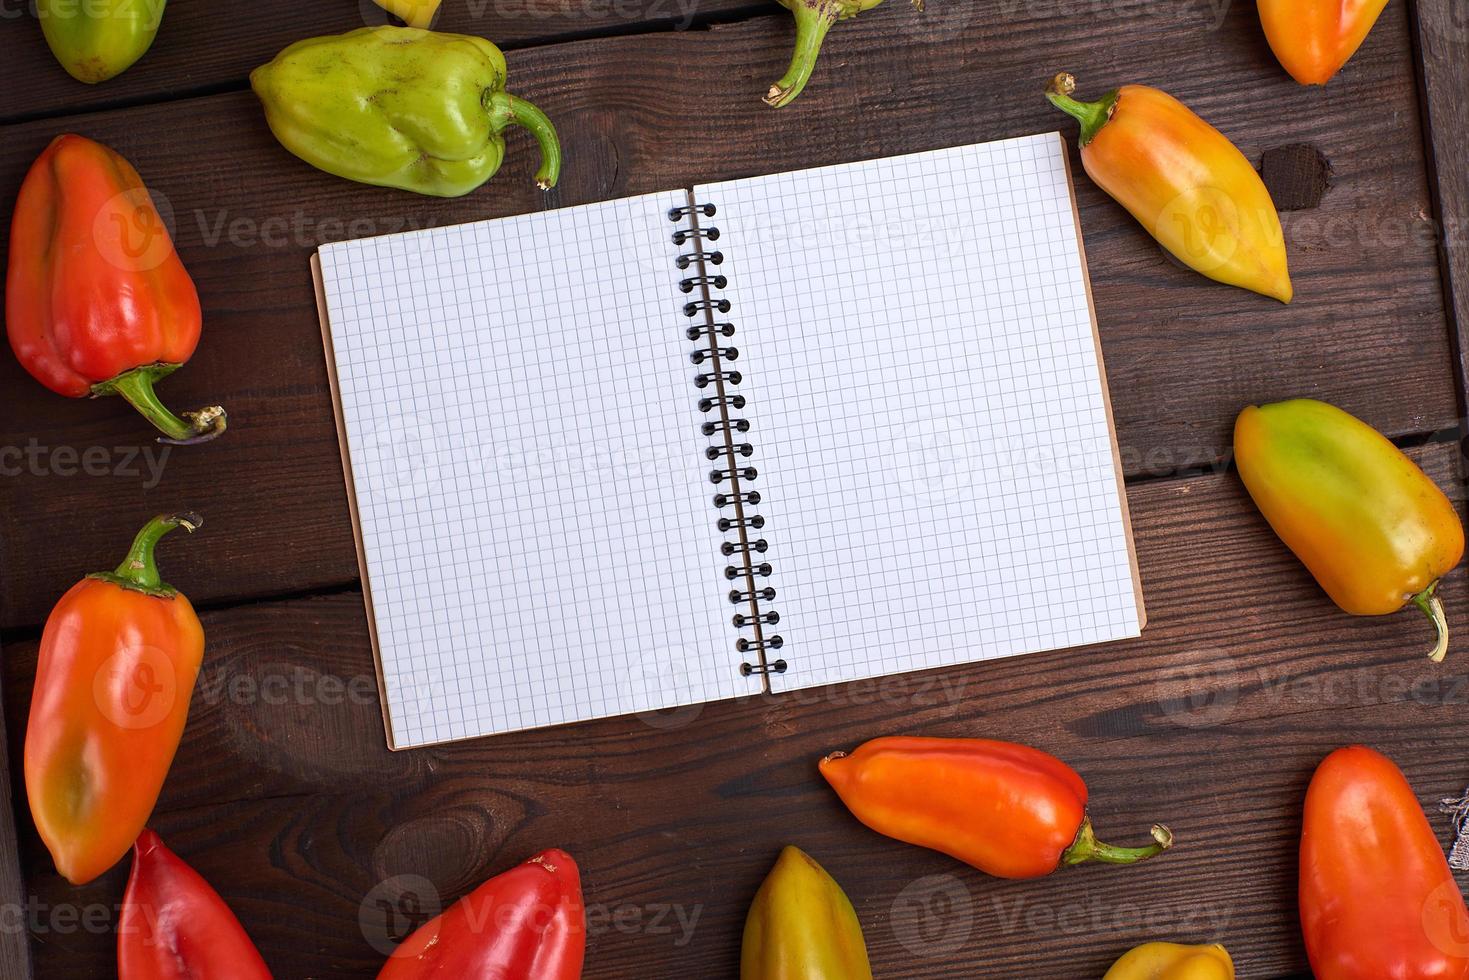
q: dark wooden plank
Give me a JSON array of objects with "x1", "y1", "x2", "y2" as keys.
[
  {"x1": 0, "y1": 642, "x2": 33, "y2": 980},
  {"x1": 0, "y1": 0, "x2": 1454, "y2": 630},
  {"x1": 5, "y1": 443, "x2": 1465, "y2": 978},
  {"x1": 0, "y1": 0, "x2": 764, "y2": 124},
  {"x1": 1412, "y1": 0, "x2": 1469, "y2": 416}
]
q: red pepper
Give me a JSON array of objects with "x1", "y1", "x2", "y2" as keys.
[
  {"x1": 820, "y1": 736, "x2": 1173, "y2": 878},
  {"x1": 25, "y1": 514, "x2": 204, "y2": 885},
  {"x1": 1300, "y1": 746, "x2": 1469, "y2": 980},
  {"x1": 118, "y1": 829, "x2": 273, "y2": 979},
  {"x1": 6, "y1": 134, "x2": 226, "y2": 444},
  {"x1": 378, "y1": 848, "x2": 585, "y2": 979}
]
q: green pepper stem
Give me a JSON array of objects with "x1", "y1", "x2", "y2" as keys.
[
  {"x1": 92, "y1": 513, "x2": 202, "y2": 596},
  {"x1": 495, "y1": 93, "x2": 562, "y2": 191},
  {"x1": 1060, "y1": 819, "x2": 1174, "y2": 868},
  {"x1": 96, "y1": 364, "x2": 228, "y2": 445},
  {"x1": 764, "y1": 4, "x2": 837, "y2": 109},
  {"x1": 1412, "y1": 581, "x2": 1450, "y2": 663},
  {"x1": 1045, "y1": 72, "x2": 1120, "y2": 148}
]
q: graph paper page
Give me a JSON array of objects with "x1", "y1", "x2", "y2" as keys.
[
  {"x1": 695, "y1": 132, "x2": 1143, "y2": 693},
  {"x1": 317, "y1": 193, "x2": 736, "y2": 747}
]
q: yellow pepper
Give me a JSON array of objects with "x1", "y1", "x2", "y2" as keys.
[
  {"x1": 1046, "y1": 72, "x2": 1291, "y2": 304},
  {"x1": 372, "y1": 0, "x2": 442, "y2": 28},
  {"x1": 741, "y1": 846, "x2": 873, "y2": 980},
  {"x1": 1235, "y1": 399, "x2": 1465, "y2": 661},
  {"x1": 1104, "y1": 942, "x2": 1235, "y2": 979}
]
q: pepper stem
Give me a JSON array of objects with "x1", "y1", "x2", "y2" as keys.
[
  {"x1": 1412, "y1": 581, "x2": 1450, "y2": 663},
  {"x1": 764, "y1": 4, "x2": 838, "y2": 108},
  {"x1": 91, "y1": 513, "x2": 202, "y2": 596},
  {"x1": 1045, "y1": 72, "x2": 1120, "y2": 148},
  {"x1": 1060, "y1": 818, "x2": 1174, "y2": 868},
  {"x1": 95, "y1": 364, "x2": 227, "y2": 445},
  {"x1": 492, "y1": 93, "x2": 562, "y2": 191}
]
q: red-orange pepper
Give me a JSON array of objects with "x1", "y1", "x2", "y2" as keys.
[
  {"x1": 6, "y1": 134, "x2": 226, "y2": 444},
  {"x1": 1259, "y1": 0, "x2": 1391, "y2": 85},
  {"x1": 378, "y1": 848, "x2": 585, "y2": 979},
  {"x1": 119, "y1": 829, "x2": 273, "y2": 980},
  {"x1": 24, "y1": 514, "x2": 204, "y2": 885},
  {"x1": 820, "y1": 736, "x2": 1173, "y2": 878},
  {"x1": 1300, "y1": 746, "x2": 1469, "y2": 980}
]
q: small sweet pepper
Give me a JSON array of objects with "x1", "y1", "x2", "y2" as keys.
[
  {"x1": 7, "y1": 134, "x2": 226, "y2": 444},
  {"x1": 251, "y1": 27, "x2": 562, "y2": 197},
  {"x1": 1104, "y1": 942, "x2": 1235, "y2": 980},
  {"x1": 378, "y1": 849, "x2": 584, "y2": 978},
  {"x1": 38, "y1": 0, "x2": 165, "y2": 83},
  {"x1": 765, "y1": 0, "x2": 920, "y2": 108},
  {"x1": 25, "y1": 514, "x2": 204, "y2": 885},
  {"x1": 1300, "y1": 746, "x2": 1469, "y2": 980},
  {"x1": 1046, "y1": 72, "x2": 1292, "y2": 304},
  {"x1": 119, "y1": 829, "x2": 273, "y2": 980},
  {"x1": 741, "y1": 846, "x2": 873, "y2": 980},
  {"x1": 820, "y1": 736, "x2": 1173, "y2": 879},
  {"x1": 1258, "y1": 0, "x2": 1391, "y2": 85},
  {"x1": 1235, "y1": 399, "x2": 1464, "y2": 661}
]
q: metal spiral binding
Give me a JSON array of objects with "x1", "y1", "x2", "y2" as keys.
[{"x1": 670, "y1": 197, "x2": 786, "y2": 685}]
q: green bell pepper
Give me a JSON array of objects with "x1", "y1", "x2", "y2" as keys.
[
  {"x1": 39, "y1": 0, "x2": 165, "y2": 84},
  {"x1": 250, "y1": 27, "x2": 561, "y2": 198}
]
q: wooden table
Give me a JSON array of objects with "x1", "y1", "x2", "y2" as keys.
[{"x1": 1, "y1": 0, "x2": 1466, "y2": 975}]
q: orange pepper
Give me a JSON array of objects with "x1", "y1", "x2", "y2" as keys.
[
  {"x1": 1045, "y1": 73, "x2": 1292, "y2": 304},
  {"x1": 1235, "y1": 399, "x2": 1464, "y2": 661},
  {"x1": 1258, "y1": 0, "x2": 1391, "y2": 86},
  {"x1": 1300, "y1": 746, "x2": 1469, "y2": 979},
  {"x1": 820, "y1": 737, "x2": 1173, "y2": 879},
  {"x1": 24, "y1": 514, "x2": 204, "y2": 885}
]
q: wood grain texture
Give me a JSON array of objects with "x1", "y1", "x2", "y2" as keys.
[
  {"x1": 4, "y1": 443, "x2": 1465, "y2": 978},
  {"x1": 0, "y1": 641, "x2": 31, "y2": 980},
  {"x1": 0, "y1": 0, "x2": 1456, "y2": 631},
  {"x1": 0, "y1": 0, "x2": 763, "y2": 124},
  {"x1": 1412, "y1": 0, "x2": 1469, "y2": 414}
]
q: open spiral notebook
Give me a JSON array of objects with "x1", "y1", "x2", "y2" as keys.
[{"x1": 312, "y1": 131, "x2": 1145, "y2": 749}]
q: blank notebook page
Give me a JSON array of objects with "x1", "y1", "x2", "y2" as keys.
[
  {"x1": 696, "y1": 132, "x2": 1143, "y2": 692},
  {"x1": 317, "y1": 193, "x2": 735, "y2": 748}
]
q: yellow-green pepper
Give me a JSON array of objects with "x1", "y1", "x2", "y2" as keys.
[
  {"x1": 1235, "y1": 399, "x2": 1465, "y2": 662},
  {"x1": 39, "y1": 0, "x2": 165, "y2": 84},
  {"x1": 742, "y1": 846, "x2": 872, "y2": 980},
  {"x1": 250, "y1": 27, "x2": 561, "y2": 198},
  {"x1": 1104, "y1": 942, "x2": 1234, "y2": 979}
]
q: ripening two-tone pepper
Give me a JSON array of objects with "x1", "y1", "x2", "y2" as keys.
[
  {"x1": 251, "y1": 27, "x2": 562, "y2": 197},
  {"x1": 38, "y1": 0, "x2": 166, "y2": 83},
  {"x1": 25, "y1": 514, "x2": 204, "y2": 885},
  {"x1": 378, "y1": 849, "x2": 585, "y2": 978},
  {"x1": 119, "y1": 830, "x2": 273, "y2": 980},
  {"x1": 1104, "y1": 942, "x2": 1235, "y2": 980},
  {"x1": 820, "y1": 737, "x2": 1173, "y2": 878},
  {"x1": 1300, "y1": 746, "x2": 1469, "y2": 980},
  {"x1": 6, "y1": 134, "x2": 226, "y2": 444},
  {"x1": 1259, "y1": 0, "x2": 1391, "y2": 85},
  {"x1": 1235, "y1": 399, "x2": 1465, "y2": 661},
  {"x1": 742, "y1": 847, "x2": 873, "y2": 980},
  {"x1": 1046, "y1": 73, "x2": 1292, "y2": 304}
]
